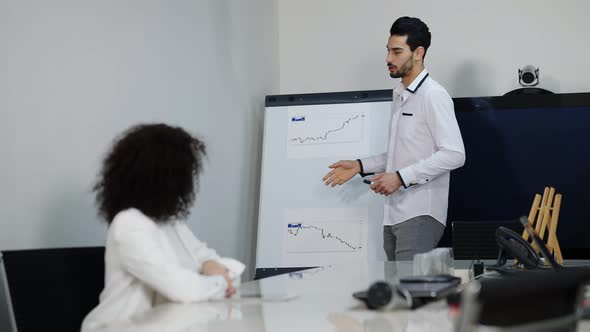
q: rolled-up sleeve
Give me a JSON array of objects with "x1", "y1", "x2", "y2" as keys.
[
  {"x1": 176, "y1": 223, "x2": 246, "y2": 284},
  {"x1": 112, "y1": 214, "x2": 227, "y2": 303}
]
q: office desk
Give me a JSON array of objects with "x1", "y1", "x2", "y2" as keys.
[{"x1": 92, "y1": 261, "x2": 590, "y2": 332}]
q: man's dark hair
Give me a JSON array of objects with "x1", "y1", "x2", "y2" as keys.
[
  {"x1": 94, "y1": 123, "x2": 206, "y2": 223},
  {"x1": 390, "y1": 16, "x2": 431, "y2": 58}
]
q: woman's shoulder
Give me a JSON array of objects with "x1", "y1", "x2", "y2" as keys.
[{"x1": 110, "y1": 208, "x2": 159, "y2": 237}]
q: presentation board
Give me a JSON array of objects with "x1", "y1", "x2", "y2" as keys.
[{"x1": 256, "y1": 91, "x2": 393, "y2": 268}]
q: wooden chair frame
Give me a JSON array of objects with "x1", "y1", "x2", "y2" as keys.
[{"x1": 521, "y1": 187, "x2": 564, "y2": 264}]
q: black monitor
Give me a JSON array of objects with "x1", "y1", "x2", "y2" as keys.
[{"x1": 448, "y1": 92, "x2": 590, "y2": 258}]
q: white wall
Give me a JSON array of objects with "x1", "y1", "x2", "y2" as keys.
[
  {"x1": 0, "y1": 0, "x2": 278, "y2": 285},
  {"x1": 278, "y1": 0, "x2": 590, "y2": 97}
]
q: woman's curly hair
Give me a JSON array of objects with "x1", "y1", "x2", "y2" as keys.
[{"x1": 94, "y1": 123, "x2": 206, "y2": 223}]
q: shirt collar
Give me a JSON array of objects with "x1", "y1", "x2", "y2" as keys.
[{"x1": 405, "y1": 68, "x2": 429, "y2": 94}]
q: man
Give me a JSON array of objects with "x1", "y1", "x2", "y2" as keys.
[{"x1": 322, "y1": 17, "x2": 465, "y2": 261}]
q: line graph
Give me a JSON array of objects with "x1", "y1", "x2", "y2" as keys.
[
  {"x1": 282, "y1": 208, "x2": 368, "y2": 265},
  {"x1": 285, "y1": 220, "x2": 364, "y2": 253},
  {"x1": 286, "y1": 104, "x2": 370, "y2": 159},
  {"x1": 287, "y1": 223, "x2": 361, "y2": 250},
  {"x1": 289, "y1": 114, "x2": 364, "y2": 145}
]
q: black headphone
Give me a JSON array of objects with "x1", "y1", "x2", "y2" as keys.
[{"x1": 353, "y1": 281, "x2": 413, "y2": 310}]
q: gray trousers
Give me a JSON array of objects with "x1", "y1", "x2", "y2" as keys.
[{"x1": 383, "y1": 215, "x2": 445, "y2": 261}]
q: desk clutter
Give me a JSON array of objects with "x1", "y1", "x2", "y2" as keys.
[
  {"x1": 354, "y1": 263, "x2": 590, "y2": 331},
  {"x1": 457, "y1": 268, "x2": 590, "y2": 331},
  {"x1": 352, "y1": 190, "x2": 590, "y2": 332},
  {"x1": 353, "y1": 274, "x2": 461, "y2": 310}
]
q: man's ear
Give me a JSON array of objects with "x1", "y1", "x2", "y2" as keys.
[{"x1": 413, "y1": 46, "x2": 425, "y2": 62}]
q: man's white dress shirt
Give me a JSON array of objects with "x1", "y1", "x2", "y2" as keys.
[{"x1": 361, "y1": 69, "x2": 465, "y2": 226}]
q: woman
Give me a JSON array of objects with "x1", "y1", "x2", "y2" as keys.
[{"x1": 82, "y1": 124, "x2": 244, "y2": 331}]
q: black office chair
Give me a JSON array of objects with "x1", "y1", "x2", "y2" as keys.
[
  {"x1": 452, "y1": 219, "x2": 523, "y2": 260},
  {"x1": 456, "y1": 268, "x2": 590, "y2": 332},
  {"x1": 0, "y1": 247, "x2": 105, "y2": 332}
]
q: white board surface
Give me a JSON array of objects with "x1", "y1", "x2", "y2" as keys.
[{"x1": 256, "y1": 96, "x2": 392, "y2": 268}]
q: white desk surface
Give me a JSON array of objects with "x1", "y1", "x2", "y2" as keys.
[{"x1": 93, "y1": 261, "x2": 590, "y2": 332}]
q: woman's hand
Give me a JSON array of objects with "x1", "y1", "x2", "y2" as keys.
[{"x1": 201, "y1": 260, "x2": 236, "y2": 297}]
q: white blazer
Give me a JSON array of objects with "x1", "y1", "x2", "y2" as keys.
[{"x1": 81, "y1": 208, "x2": 245, "y2": 331}]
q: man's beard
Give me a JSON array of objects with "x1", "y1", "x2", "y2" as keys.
[
  {"x1": 389, "y1": 59, "x2": 413, "y2": 78},
  {"x1": 390, "y1": 71, "x2": 403, "y2": 78}
]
